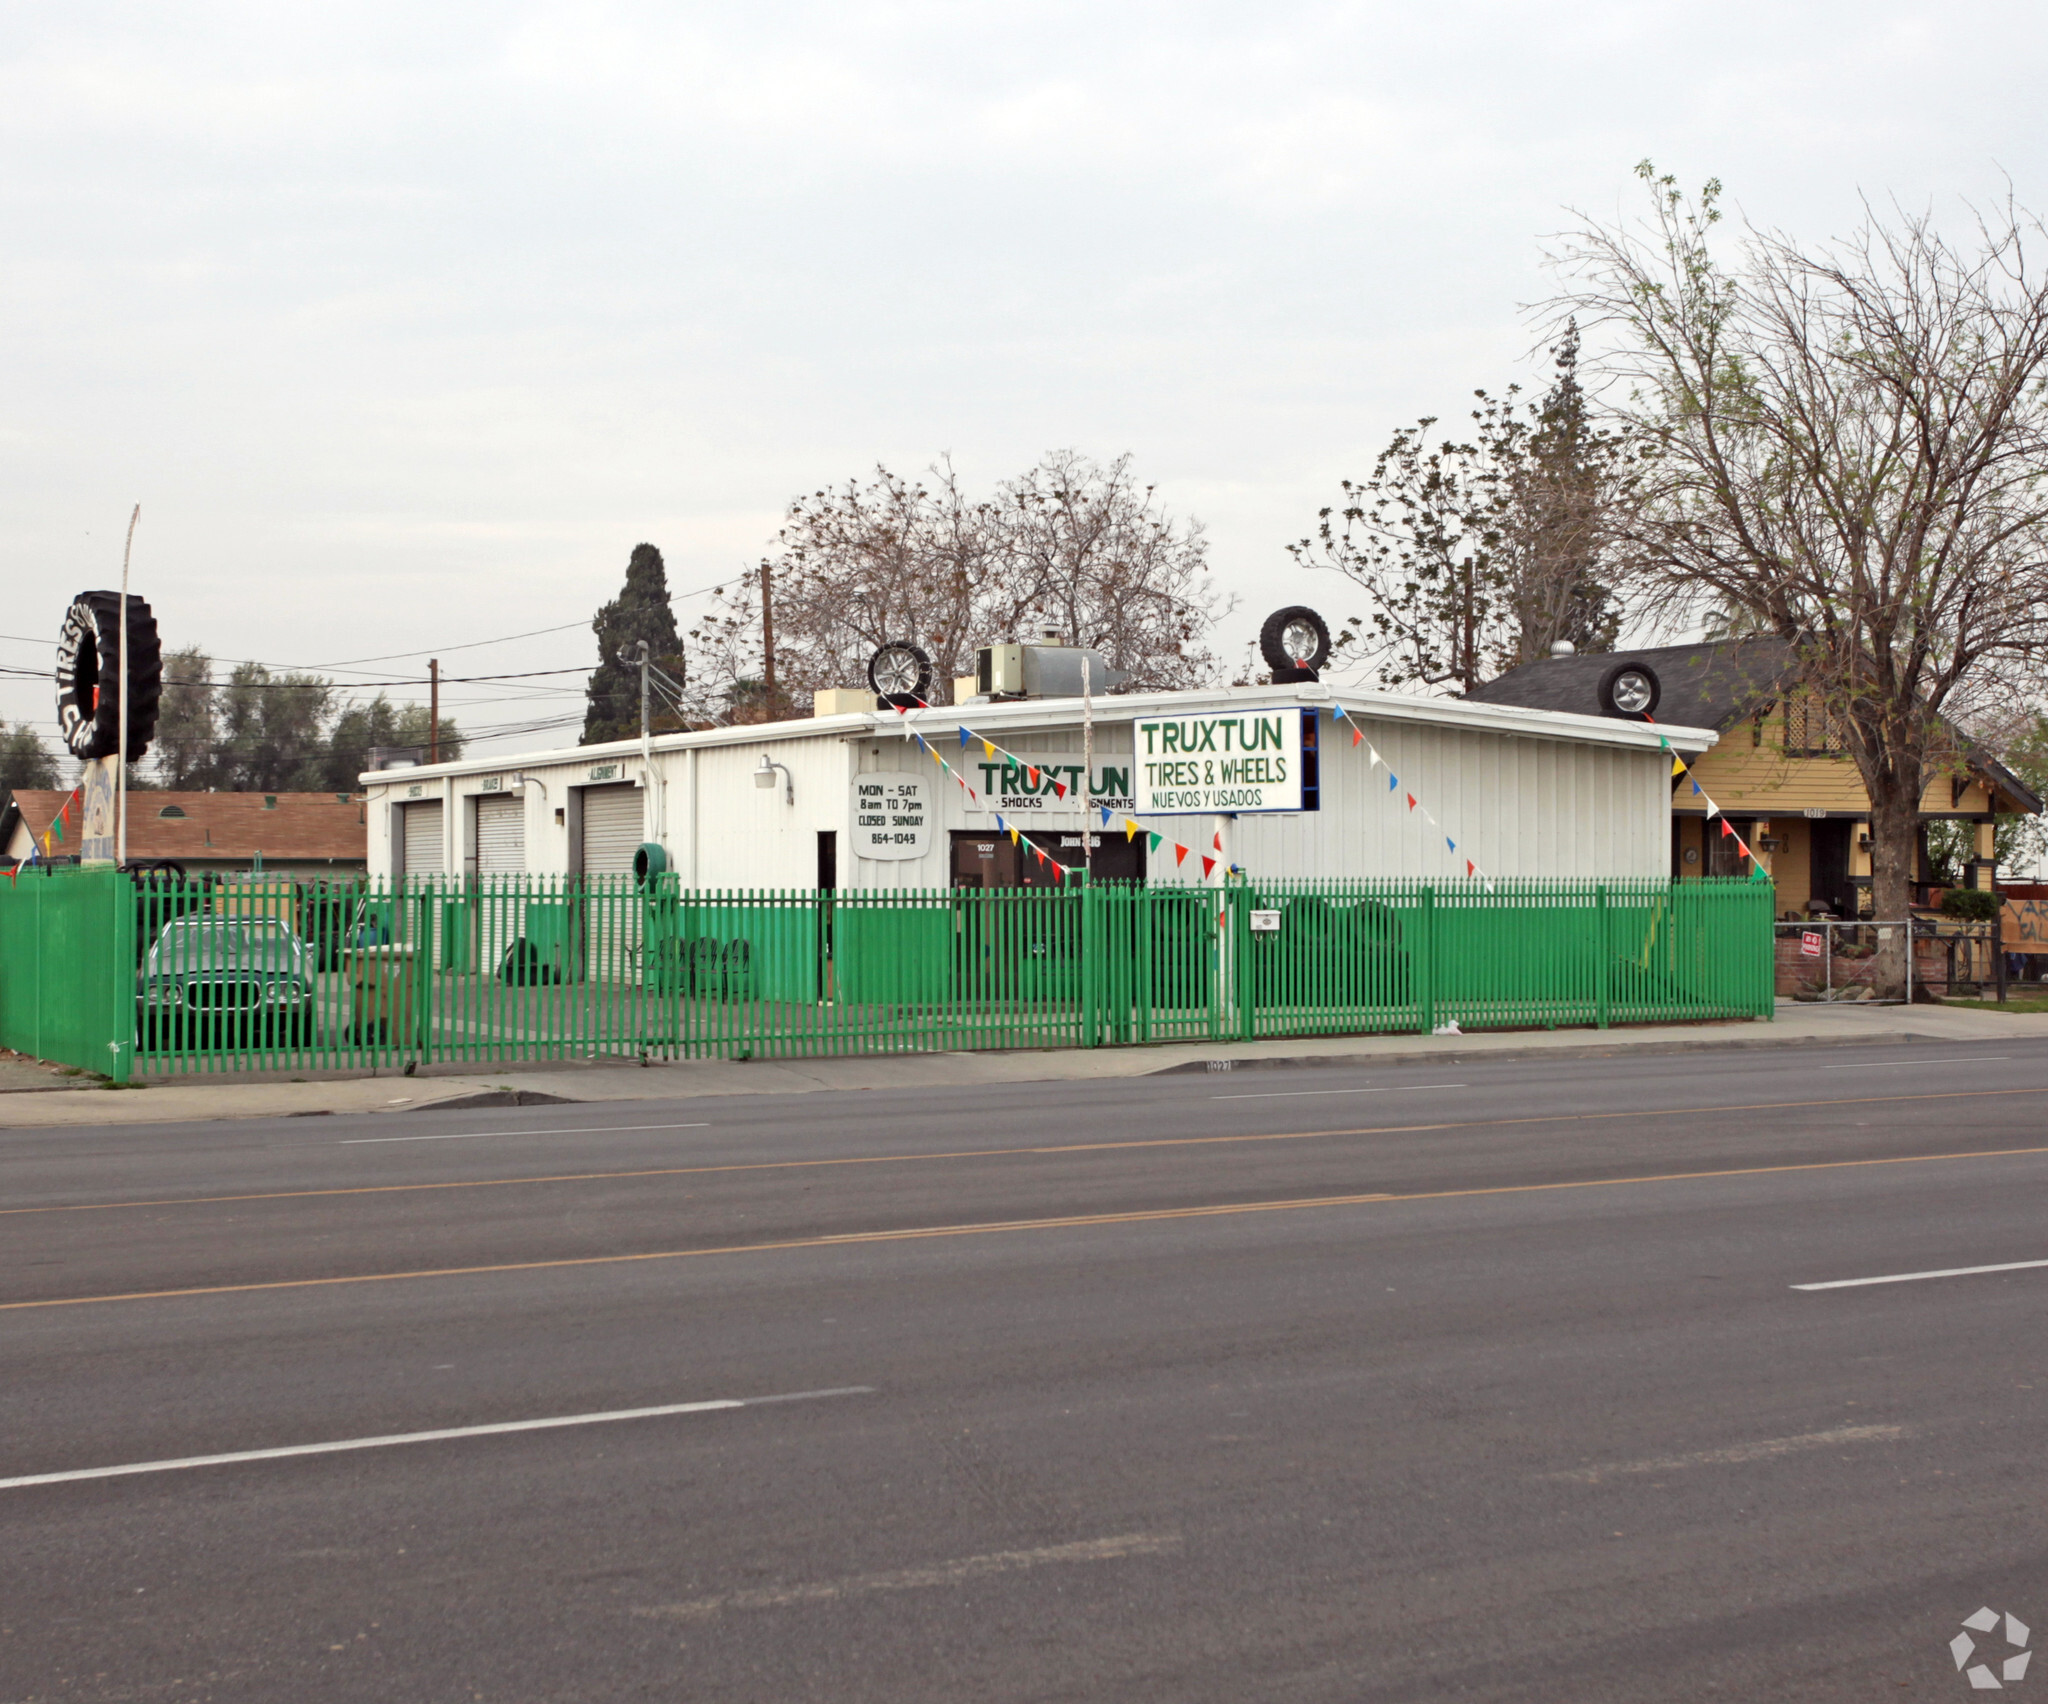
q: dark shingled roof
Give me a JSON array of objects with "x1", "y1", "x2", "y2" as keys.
[
  {"x1": 1463, "y1": 639, "x2": 1795, "y2": 732},
  {"x1": 1465, "y1": 638, "x2": 2042, "y2": 815}
]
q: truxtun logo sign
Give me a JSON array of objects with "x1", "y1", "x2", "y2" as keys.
[{"x1": 1953, "y1": 1607, "x2": 2031, "y2": 1689}]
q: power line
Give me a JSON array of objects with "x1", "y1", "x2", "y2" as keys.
[{"x1": 0, "y1": 576, "x2": 731, "y2": 678}]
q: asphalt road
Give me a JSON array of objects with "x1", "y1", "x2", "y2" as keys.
[{"x1": 1, "y1": 1038, "x2": 2045, "y2": 1702}]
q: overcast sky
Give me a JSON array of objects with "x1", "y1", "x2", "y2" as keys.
[{"x1": 4, "y1": 1, "x2": 2043, "y2": 759}]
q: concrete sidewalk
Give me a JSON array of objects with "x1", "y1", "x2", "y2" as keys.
[{"x1": 4, "y1": 1001, "x2": 2046, "y2": 1128}]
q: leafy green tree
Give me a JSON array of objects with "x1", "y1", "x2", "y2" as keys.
[
  {"x1": 324, "y1": 696, "x2": 462, "y2": 789},
  {"x1": 0, "y1": 723, "x2": 58, "y2": 791},
  {"x1": 213, "y1": 662, "x2": 334, "y2": 792},
  {"x1": 583, "y1": 543, "x2": 689, "y2": 744},
  {"x1": 154, "y1": 647, "x2": 219, "y2": 789}
]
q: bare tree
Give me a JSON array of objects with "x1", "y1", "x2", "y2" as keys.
[
  {"x1": 1290, "y1": 329, "x2": 1638, "y2": 691},
  {"x1": 1553, "y1": 166, "x2": 2048, "y2": 995},
  {"x1": 690, "y1": 451, "x2": 1222, "y2": 715},
  {"x1": 992, "y1": 450, "x2": 1223, "y2": 691}
]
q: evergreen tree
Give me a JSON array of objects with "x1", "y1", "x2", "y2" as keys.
[{"x1": 582, "y1": 543, "x2": 688, "y2": 744}]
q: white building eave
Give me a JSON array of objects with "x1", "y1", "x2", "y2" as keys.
[{"x1": 359, "y1": 681, "x2": 1715, "y2": 792}]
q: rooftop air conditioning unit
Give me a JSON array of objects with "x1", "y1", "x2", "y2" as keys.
[{"x1": 976, "y1": 642, "x2": 1128, "y2": 701}]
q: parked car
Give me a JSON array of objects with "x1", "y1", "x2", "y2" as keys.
[{"x1": 137, "y1": 917, "x2": 317, "y2": 1049}]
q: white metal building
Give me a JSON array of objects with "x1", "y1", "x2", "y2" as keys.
[{"x1": 360, "y1": 681, "x2": 1716, "y2": 890}]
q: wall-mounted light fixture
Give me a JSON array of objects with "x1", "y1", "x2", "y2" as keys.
[
  {"x1": 512, "y1": 773, "x2": 549, "y2": 799},
  {"x1": 755, "y1": 753, "x2": 794, "y2": 805}
]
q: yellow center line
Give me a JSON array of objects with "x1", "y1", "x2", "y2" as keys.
[
  {"x1": 6, "y1": 1083, "x2": 2047, "y2": 1220},
  {"x1": 6, "y1": 1140, "x2": 2047, "y2": 1314}
]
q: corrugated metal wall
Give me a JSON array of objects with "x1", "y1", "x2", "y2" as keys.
[
  {"x1": 367, "y1": 704, "x2": 1675, "y2": 887},
  {"x1": 1219, "y1": 715, "x2": 1666, "y2": 883}
]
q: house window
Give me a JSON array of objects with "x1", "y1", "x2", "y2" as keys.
[{"x1": 1784, "y1": 695, "x2": 1848, "y2": 756}]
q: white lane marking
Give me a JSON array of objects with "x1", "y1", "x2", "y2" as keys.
[
  {"x1": 1548, "y1": 1423, "x2": 1906, "y2": 1483},
  {"x1": 1212, "y1": 1084, "x2": 1466, "y2": 1100},
  {"x1": 634, "y1": 1532, "x2": 1182, "y2": 1620},
  {"x1": 1794, "y1": 1258, "x2": 2048, "y2": 1291},
  {"x1": 1820, "y1": 1056, "x2": 2010, "y2": 1069},
  {"x1": 340, "y1": 1122, "x2": 709, "y2": 1145},
  {"x1": 0, "y1": 1386, "x2": 873, "y2": 1492}
]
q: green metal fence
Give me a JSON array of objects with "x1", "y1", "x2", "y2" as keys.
[
  {"x1": 0, "y1": 869, "x2": 1773, "y2": 1080},
  {"x1": 0, "y1": 866, "x2": 137, "y2": 1079}
]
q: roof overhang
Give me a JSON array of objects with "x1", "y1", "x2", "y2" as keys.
[{"x1": 359, "y1": 681, "x2": 1717, "y2": 791}]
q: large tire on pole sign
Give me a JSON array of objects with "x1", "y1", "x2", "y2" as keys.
[
  {"x1": 1258, "y1": 606, "x2": 1331, "y2": 678},
  {"x1": 55, "y1": 591, "x2": 162, "y2": 761}
]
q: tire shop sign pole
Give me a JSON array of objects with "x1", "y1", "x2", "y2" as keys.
[{"x1": 53, "y1": 581, "x2": 162, "y2": 866}]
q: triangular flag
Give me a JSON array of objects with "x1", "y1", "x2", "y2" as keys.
[
  {"x1": 1367, "y1": 745, "x2": 1383, "y2": 768},
  {"x1": 1212, "y1": 831, "x2": 1222, "y2": 852},
  {"x1": 1351, "y1": 725, "x2": 1364, "y2": 746},
  {"x1": 1466, "y1": 859, "x2": 1476, "y2": 877},
  {"x1": 1125, "y1": 818, "x2": 1138, "y2": 842},
  {"x1": 1173, "y1": 843, "x2": 1190, "y2": 867},
  {"x1": 1719, "y1": 819, "x2": 1733, "y2": 838},
  {"x1": 50, "y1": 814, "x2": 63, "y2": 842},
  {"x1": 1657, "y1": 734, "x2": 1669, "y2": 749},
  {"x1": 1691, "y1": 779, "x2": 1703, "y2": 796},
  {"x1": 1704, "y1": 798, "x2": 1719, "y2": 819},
  {"x1": 1388, "y1": 773, "x2": 1399, "y2": 792},
  {"x1": 1053, "y1": 780, "x2": 1067, "y2": 797},
  {"x1": 983, "y1": 740, "x2": 996, "y2": 760},
  {"x1": 1331, "y1": 703, "x2": 1347, "y2": 719},
  {"x1": 1100, "y1": 806, "x2": 1112, "y2": 827},
  {"x1": 1147, "y1": 832, "x2": 1162, "y2": 853},
  {"x1": 1200, "y1": 855, "x2": 1216, "y2": 877},
  {"x1": 1446, "y1": 837, "x2": 1456, "y2": 852},
  {"x1": 1406, "y1": 794, "x2": 1417, "y2": 811},
  {"x1": 1671, "y1": 754, "x2": 1686, "y2": 776},
  {"x1": 959, "y1": 726, "x2": 970, "y2": 748}
]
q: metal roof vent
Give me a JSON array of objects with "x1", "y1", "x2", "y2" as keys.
[{"x1": 1550, "y1": 640, "x2": 1576, "y2": 657}]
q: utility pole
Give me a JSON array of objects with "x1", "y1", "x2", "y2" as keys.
[
  {"x1": 1461, "y1": 563, "x2": 1477, "y2": 693},
  {"x1": 1082, "y1": 653, "x2": 1094, "y2": 882},
  {"x1": 760, "y1": 561, "x2": 777, "y2": 715},
  {"x1": 428, "y1": 659, "x2": 440, "y2": 764},
  {"x1": 626, "y1": 640, "x2": 653, "y2": 846}
]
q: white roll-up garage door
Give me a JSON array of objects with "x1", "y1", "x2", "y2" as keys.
[
  {"x1": 474, "y1": 795, "x2": 525, "y2": 874},
  {"x1": 579, "y1": 784, "x2": 643, "y2": 874},
  {"x1": 400, "y1": 801, "x2": 444, "y2": 876},
  {"x1": 579, "y1": 783, "x2": 643, "y2": 982}
]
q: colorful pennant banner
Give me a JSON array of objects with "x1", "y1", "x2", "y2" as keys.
[
  {"x1": 894, "y1": 700, "x2": 1220, "y2": 882},
  {"x1": 1661, "y1": 736, "x2": 1769, "y2": 878}
]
